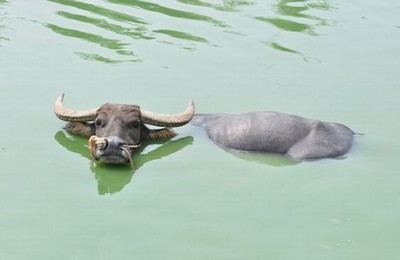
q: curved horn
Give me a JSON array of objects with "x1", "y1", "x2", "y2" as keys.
[
  {"x1": 54, "y1": 93, "x2": 98, "y2": 122},
  {"x1": 141, "y1": 101, "x2": 195, "y2": 127}
]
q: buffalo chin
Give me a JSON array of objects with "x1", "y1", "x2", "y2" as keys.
[
  {"x1": 94, "y1": 146, "x2": 133, "y2": 165},
  {"x1": 97, "y1": 155, "x2": 129, "y2": 165}
]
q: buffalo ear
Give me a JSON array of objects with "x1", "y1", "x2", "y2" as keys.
[
  {"x1": 147, "y1": 128, "x2": 176, "y2": 140},
  {"x1": 65, "y1": 122, "x2": 95, "y2": 137}
]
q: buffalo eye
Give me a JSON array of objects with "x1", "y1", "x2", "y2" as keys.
[
  {"x1": 95, "y1": 119, "x2": 104, "y2": 128},
  {"x1": 128, "y1": 121, "x2": 140, "y2": 129}
]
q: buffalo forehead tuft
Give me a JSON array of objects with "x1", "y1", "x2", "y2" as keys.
[{"x1": 97, "y1": 104, "x2": 141, "y2": 119}]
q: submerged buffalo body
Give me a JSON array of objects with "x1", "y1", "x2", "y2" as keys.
[
  {"x1": 192, "y1": 112, "x2": 354, "y2": 160},
  {"x1": 54, "y1": 94, "x2": 195, "y2": 165}
]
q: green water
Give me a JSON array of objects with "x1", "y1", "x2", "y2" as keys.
[{"x1": 1, "y1": 0, "x2": 400, "y2": 259}]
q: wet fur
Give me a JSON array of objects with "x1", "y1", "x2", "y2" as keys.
[
  {"x1": 192, "y1": 112, "x2": 354, "y2": 161},
  {"x1": 65, "y1": 122, "x2": 175, "y2": 141},
  {"x1": 65, "y1": 122, "x2": 95, "y2": 137}
]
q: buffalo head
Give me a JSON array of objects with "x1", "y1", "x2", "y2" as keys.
[{"x1": 54, "y1": 94, "x2": 195, "y2": 165}]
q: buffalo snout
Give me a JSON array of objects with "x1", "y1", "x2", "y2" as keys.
[{"x1": 90, "y1": 136, "x2": 134, "y2": 165}]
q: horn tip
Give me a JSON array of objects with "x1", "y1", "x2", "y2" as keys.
[
  {"x1": 57, "y1": 93, "x2": 65, "y2": 102},
  {"x1": 189, "y1": 100, "x2": 195, "y2": 109},
  {"x1": 190, "y1": 100, "x2": 195, "y2": 116}
]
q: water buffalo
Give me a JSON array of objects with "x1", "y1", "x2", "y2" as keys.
[
  {"x1": 192, "y1": 112, "x2": 354, "y2": 160},
  {"x1": 54, "y1": 94, "x2": 195, "y2": 165}
]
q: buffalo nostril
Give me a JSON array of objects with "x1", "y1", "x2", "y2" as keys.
[
  {"x1": 97, "y1": 139, "x2": 108, "y2": 150},
  {"x1": 105, "y1": 136, "x2": 125, "y2": 149}
]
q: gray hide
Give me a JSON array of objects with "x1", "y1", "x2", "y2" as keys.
[{"x1": 192, "y1": 112, "x2": 354, "y2": 160}]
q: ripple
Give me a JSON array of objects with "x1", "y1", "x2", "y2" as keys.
[
  {"x1": 48, "y1": 0, "x2": 149, "y2": 62},
  {"x1": 303, "y1": 56, "x2": 322, "y2": 64},
  {"x1": 275, "y1": 0, "x2": 333, "y2": 20},
  {"x1": 46, "y1": 23, "x2": 137, "y2": 62},
  {"x1": 107, "y1": 0, "x2": 228, "y2": 27},
  {"x1": 43, "y1": 0, "x2": 334, "y2": 63},
  {"x1": 75, "y1": 52, "x2": 142, "y2": 63},
  {"x1": 0, "y1": 0, "x2": 9, "y2": 48},
  {"x1": 256, "y1": 16, "x2": 315, "y2": 35},
  {"x1": 49, "y1": 0, "x2": 147, "y2": 25},
  {"x1": 46, "y1": 0, "x2": 218, "y2": 62},
  {"x1": 256, "y1": 0, "x2": 335, "y2": 60},
  {"x1": 177, "y1": 0, "x2": 255, "y2": 12},
  {"x1": 154, "y1": 29, "x2": 208, "y2": 43},
  {"x1": 263, "y1": 41, "x2": 302, "y2": 55},
  {"x1": 56, "y1": 11, "x2": 154, "y2": 40},
  {"x1": 255, "y1": 0, "x2": 334, "y2": 36}
]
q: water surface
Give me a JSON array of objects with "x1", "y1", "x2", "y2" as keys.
[{"x1": 1, "y1": 0, "x2": 400, "y2": 259}]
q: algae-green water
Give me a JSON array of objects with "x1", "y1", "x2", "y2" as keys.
[{"x1": 1, "y1": 0, "x2": 400, "y2": 259}]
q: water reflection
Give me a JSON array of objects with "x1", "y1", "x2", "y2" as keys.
[
  {"x1": 107, "y1": 0, "x2": 227, "y2": 27},
  {"x1": 56, "y1": 11, "x2": 154, "y2": 40},
  {"x1": 263, "y1": 41, "x2": 300, "y2": 55},
  {"x1": 46, "y1": 23, "x2": 135, "y2": 56},
  {"x1": 54, "y1": 131, "x2": 193, "y2": 195},
  {"x1": 0, "y1": 0, "x2": 7, "y2": 9},
  {"x1": 0, "y1": 0, "x2": 9, "y2": 47},
  {"x1": 256, "y1": 0, "x2": 333, "y2": 35},
  {"x1": 47, "y1": 0, "x2": 148, "y2": 63},
  {"x1": 47, "y1": 0, "x2": 217, "y2": 62},
  {"x1": 177, "y1": 0, "x2": 254, "y2": 12},
  {"x1": 257, "y1": 0, "x2": 334, "y2": 57},
  {"x1": 91, "y1": 164, "x2": 133, "y2": 195},
  {"x1": 257, "y1": 16, "x2": 314, "y2": 34},
  {"x1": 225, "y1": 148, "x2": 301, "y2": 167},
  {"x1": 153, "y1": 29, "x2": 207, "y2": 43},
  {"x1": 46, "y1": 22, "x2": 143, "y2": 63},
  {"x1": 0, "y1": 0, "x2": 6, "y2": 10},
  {"x1": 49, "y1": 0, "x2": 147, "y2": 25},
  {"x1": 44, "y1": 0, "x2": 335, "y2": 62}
]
